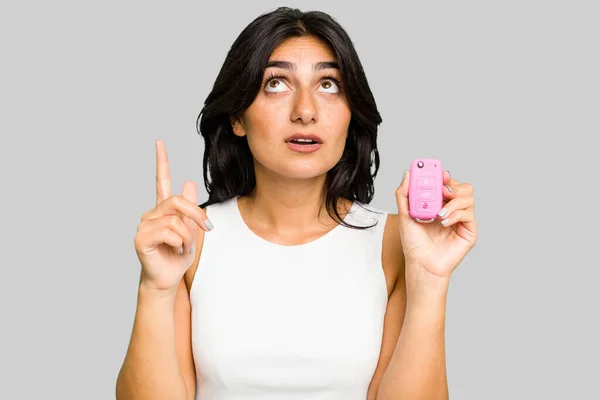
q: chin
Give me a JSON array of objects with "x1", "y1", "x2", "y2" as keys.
[
  {"x1": 284, "y1": 170, "x2": 327, "y2": 180},
  {"x1": 258, "y1": 159, "x2": 332, "y2": 180},
  {"x1": 276, "y1": 164, "x2": 322, "y2": 179}
]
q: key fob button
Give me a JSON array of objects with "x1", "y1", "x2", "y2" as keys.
[
  {"x1": 417, "y1": 177, "x2": 435, "y2": 189},
  {"x1": 417, "y1": 201, "x2": 432, "y2": 211},
  {"x1": 418, "y1": 190, "x2": 435, "y2": 201}
]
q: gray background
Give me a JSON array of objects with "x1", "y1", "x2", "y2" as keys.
[{"x1": 1, "y1": 0, "x2": 598, "y2": 398}]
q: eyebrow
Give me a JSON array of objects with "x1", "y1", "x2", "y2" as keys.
[{"x1": 265, "y1": 60, "x2": 339, "y2": 71}]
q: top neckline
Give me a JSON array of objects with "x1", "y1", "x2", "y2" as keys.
[{"x1": 230, "y1": 196, "x2": 357, "y2": 249}]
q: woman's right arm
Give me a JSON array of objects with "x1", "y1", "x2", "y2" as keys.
[
  {"x1": 115, "y1": 230, "x2": 203, "y2": 400},
  {"x1": 116, "y1": 140, "x2": 210, "y2": 399}
]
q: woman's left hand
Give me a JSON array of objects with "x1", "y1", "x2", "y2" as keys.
[{"x1": 395, "y1": 169, "x2": 478, "y2": 285}]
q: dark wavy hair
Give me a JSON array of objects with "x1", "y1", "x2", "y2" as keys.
[{"x1": 196, "y1": 7, "x2": 382, "y2": 228}]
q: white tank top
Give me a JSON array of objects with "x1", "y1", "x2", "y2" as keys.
[{"x1": 189, "y1": 196, "x2": 389, "y2": 399}]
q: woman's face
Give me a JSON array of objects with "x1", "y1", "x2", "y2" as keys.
[{"x1": 232, "y1": 35, "x2": 352, "y2": 180}]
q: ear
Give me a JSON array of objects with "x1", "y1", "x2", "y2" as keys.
[{"x1": 230, "y1": 116, "x2": 246, "y2": 137}]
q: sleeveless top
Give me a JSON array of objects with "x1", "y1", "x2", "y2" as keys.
[{"x1": 189, "y1": 196, "x2": 389, "y2": 399}]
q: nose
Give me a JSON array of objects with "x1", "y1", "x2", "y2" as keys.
[{"x1": 290, "y1": 90, "x2": 318, "y2": 124}]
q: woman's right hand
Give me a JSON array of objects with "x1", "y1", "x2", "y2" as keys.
[{"x1": 133, "y1": 139, "x2": 212, "y2": 294}]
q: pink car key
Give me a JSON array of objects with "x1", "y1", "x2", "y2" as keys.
[{"x1": 408, "y1": 158, "x2": 444, "y2": 223}]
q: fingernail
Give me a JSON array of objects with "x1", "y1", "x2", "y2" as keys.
[
  {"x1": 438, "y1": 208, "x2": 447, "y2": 217},
  {"x1": 441, "y1": 218, "x2": 450, "y2": 225},
  {"x1": 205, "y1": 218, "x2": 214, "y2": 231},
  {"x1": 447, "y1": 170, "x2": 451, "y2": 179},
  {"x1": 189, "y1": 245, "x2": 195, "y2": 255},
  {"x1": 178, "y1": 247, "x2": 183, "y2": 254},
  {"x1": 403, "y1": 170, "x2": 409, "y2": 182},
  {"x1": 445, "y1": 184, "x2": 452, "y2": 193}
]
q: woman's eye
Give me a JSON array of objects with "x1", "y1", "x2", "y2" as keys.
[
  {"x1": 319, "y1": 79, "x2": 340, "y2": 93},
  {"x1": 265, "y1": 78, "x2": 288, "y2": 92}
]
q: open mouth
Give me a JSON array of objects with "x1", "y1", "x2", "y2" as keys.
[
  {"x1": 285, "y1": 136, "x2": 322, "y2": 153},
  {"x1": 288, "y1": 138, "x2": 319, "y2": 145}
]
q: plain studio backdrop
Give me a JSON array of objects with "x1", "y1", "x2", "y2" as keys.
[{"x1": 1, "y1": 0, "x2": 597, "y2": 399}]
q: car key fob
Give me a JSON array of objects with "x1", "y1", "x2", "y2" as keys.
[{"x1": 408, "y1": 158, "x2": 444, "y2": 223}]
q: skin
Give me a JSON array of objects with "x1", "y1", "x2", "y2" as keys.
[
  {"x1": 230, "y1": 35, "x2": 354, "y2": 244},
  {"x1": 117, "y1": 34, "x2": 477, "y2": 400}
]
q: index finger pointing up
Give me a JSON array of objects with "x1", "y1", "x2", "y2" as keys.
[{"x1": 156, "y1": 139, "x2": 172, "y2": 204}]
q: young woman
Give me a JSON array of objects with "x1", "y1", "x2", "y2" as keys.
[{"x1": 116, "y1": 7, "x2": 477, "y2": 400}]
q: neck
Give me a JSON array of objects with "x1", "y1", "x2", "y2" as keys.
[{"x1": 239, "y1": 166, "x2": 349, "y2": 233}]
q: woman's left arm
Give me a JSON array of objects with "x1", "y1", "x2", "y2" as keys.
[
  {"x1": 376, "y1": 267, "x2": 450, "y2": 400},
  {"x1": 377, "y1": 169, "x2": 478, "y2": 400}
]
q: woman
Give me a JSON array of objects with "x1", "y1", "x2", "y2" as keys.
[{"x1": 116, "y1": 7, "x2": 477, "y2": 400}]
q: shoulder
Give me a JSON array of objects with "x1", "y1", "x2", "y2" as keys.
[
  {"x1": 351, "y1": 201, "x2": 405, "y2": 297},
  {"x1": 382, "y1": 213, "x2": 401, "y2": 247},
  {"x1": 381, "y1": 213, "x2": 405, "y2": 297}
]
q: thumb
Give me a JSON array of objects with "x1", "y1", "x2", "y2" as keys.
[{"x1": 395, "y1": 170, "x2": 410, "y2": 218}]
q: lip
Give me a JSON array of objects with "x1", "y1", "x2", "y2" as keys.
[
  {"x1": 284, "y1": 133, "x2": 323, "y2": 144},
  {"x1": 286, "y1": 142, "x2": 322, "y2": 153},
  {"x1": 284, "y1": 132, "x2": 323, "y2": 154}
]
